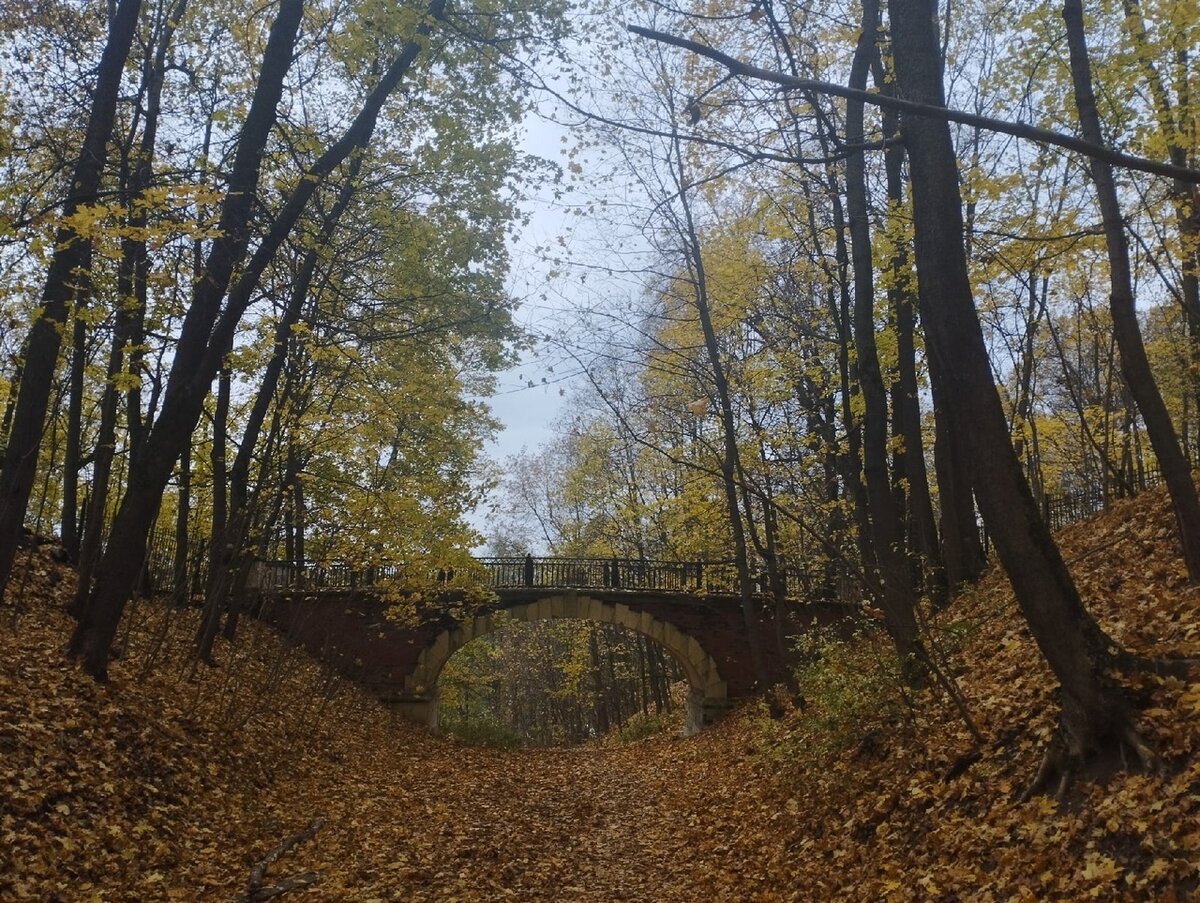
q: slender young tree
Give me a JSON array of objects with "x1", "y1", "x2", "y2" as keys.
[
  {"x1": 870, "y1": 47, "x2": 948, "y2": 601},
  {"x1": 60, "y1": 250, "x2": 91, "y2": 561},
  {"x1": 667, "y1": 129, "x2": 770, "y2": 686},
  {"x1": 1061, "y1": 0, "x2": 1200, "y2": 583},
  {"x1": 844, "y1": 0, "x2": 921, "y2": 660}
]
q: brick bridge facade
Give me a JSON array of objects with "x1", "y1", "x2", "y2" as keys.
[{"x1": 247, "y1": 557, "x2": 858, "y2": 733}]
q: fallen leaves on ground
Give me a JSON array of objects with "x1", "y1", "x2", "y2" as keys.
[{"x1": 2, "y1": 483, "x2": 1200, "y2": 900}]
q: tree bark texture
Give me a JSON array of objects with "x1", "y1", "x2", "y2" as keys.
[{"x1": 889, "y1": 0, "x2": 1137, "y2": 760}]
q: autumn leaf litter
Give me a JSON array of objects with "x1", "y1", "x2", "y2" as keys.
[{"x1": 2, "y1": 486, "x2": 1200, "y2": 900}]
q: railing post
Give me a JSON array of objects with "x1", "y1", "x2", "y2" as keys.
[
  {"x1": 695, "y1": 560, "x2": 703, "y2": 590},
  {"x1": 523, "y1": 554, "x2": 534, "y2": 587}
]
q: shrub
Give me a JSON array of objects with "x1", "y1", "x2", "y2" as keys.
[
  {"x1": 615, "y1": 711, "x2": 669, "y2": 743},
  {"x1": 440, "y1": 716, "x2": 524, "y2": 748},
  {"x1": 756, "y1": 626, "x2": 911, "y2": 771}
]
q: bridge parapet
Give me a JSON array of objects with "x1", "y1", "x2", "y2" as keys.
[{"x1": 247, "y1": 555, "x2": 852, "y2": 601}]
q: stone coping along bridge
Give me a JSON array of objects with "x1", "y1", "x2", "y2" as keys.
[{"x1": 246, "y1": 556, "x2": 859, "y2": 734}]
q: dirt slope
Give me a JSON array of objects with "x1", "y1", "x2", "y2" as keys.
[{"x1": 2, "y1": 484, "x2": 1200, "y2": 901}]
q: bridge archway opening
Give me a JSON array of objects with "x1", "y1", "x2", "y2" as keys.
[{"x1": 402, "y1": 595, "x2": 730, "y2": 740}]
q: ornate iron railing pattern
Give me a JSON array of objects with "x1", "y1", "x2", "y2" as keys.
[{"x1": 238, "y1": 555, "x2": 830, "y2": 598}]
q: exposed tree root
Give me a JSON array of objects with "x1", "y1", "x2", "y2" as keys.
[
  {"x1": 1120, "y1": 724, "x2": 1158, "y2": 772},
  {"x1": 941, "y1": 748, "x2": 982, "y2": 783},
  {"x1": 1021, "y1": 734, "x2": 1067, "y2": 803},
  {"x1": 1021, "y1": 721, "x2": 1158, "y2": 803},
  {"x1": 1123, "y1": 653, "x2": 1200, "y2": 679}
]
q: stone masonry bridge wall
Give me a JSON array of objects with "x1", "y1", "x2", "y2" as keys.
[{"x1": 250, "y1": 587, "x2": 856, "y2": 734}]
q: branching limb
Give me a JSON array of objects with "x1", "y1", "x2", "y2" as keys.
[
  {"x1": 238, "y1": 817, "x2": 326, "y2": 903},
  {"x1": 626, "y1": 24, "x2": 1200, "y2": 184}
]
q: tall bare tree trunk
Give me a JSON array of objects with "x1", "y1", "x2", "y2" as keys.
[
  {"x1": 72, "y1": 0, "x2": 188, "y2": 617},
  {"x1": 62, "y1": 275, "x2": 89, "y2": 561},
  {"x1": 172, "y1": 446, "x2": 191, "y2": 607},
  {"x1": 930, "y1": 371, "x2": 987, "y2": 590},
  {"x1": 669, "y1": 133, "x2": 770, "y2": 687},
  {"x1": 208, "y1": 354, "x2": 231, "y2": 594},
  {"x1": 871, "y1": 52, "x2": 946, "y2": 601},
  {"x1": 845, "y1": 0, "x2": 921, "y2": 661}
]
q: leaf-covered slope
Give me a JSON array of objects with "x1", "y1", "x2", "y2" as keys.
[
  {"x1": 3, "y1": 483, "x2": 1200, "y2": 901},
  {"x1": 734, "y1": 484, "x2": 1200, "y2": 901}
]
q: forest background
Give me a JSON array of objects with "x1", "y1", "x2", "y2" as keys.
[{"x1": 0, "y1": 0, "x2": 1197, "y2": 786}]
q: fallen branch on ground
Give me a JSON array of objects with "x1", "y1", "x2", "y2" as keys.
[{"x1": 237, "y1": 817, "x2": 326, "y2": 903}]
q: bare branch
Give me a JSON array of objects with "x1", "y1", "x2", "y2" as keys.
[{"x1": 626, "y1": 24, "x2": 1200, "y2": 184}]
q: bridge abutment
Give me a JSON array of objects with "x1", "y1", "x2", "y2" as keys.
[
  {"x1": 386, "y1": 689, "x2": 440, "y2": 731},
  {"x1": 685, "y1": 689, "x2": 736, "y2": 735}
]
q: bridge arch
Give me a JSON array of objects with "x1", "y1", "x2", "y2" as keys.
[{"x1": 403, "y1": 592, "x2": 729, "y2": 735}]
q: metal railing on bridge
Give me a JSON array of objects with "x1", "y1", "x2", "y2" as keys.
[
  {"x1": 478, "y1": 556, "x2": 737, "y2": 593},
  {"x1": 238, "y1": 554, "x2": 836, "y2": 599},
  {"x1": 480, "y1": 556, "x2": 710, "y2": 591},
  {"x1": 136, "y1": 461, "x2": 1165, "y2": 604},
  {"x1": 247, "y1": 561, "x2": 406, "y2": 592}
]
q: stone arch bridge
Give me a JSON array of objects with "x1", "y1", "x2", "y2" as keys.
[{"x1": 246, "y1": 556, "x2": 858, "y2": 733}]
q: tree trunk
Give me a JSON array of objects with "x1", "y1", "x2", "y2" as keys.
[
  {"x1": 72, "y1": 0, "x2": 188, "y2": 617},
  {"x1": 0, "y1": 0, "x2": 144, "y2": 600},
  {"x1": 1062, "y1": 0, "x2": 1200, "y2": 583},
  {"x1": 889, "y1": 0, "x2": 1143, "y2": 774},
  {"x1": 929, "y1": 365, "x2": 986, "y2": 591},
  {"x1": 845, "y1": 0, "x2": 922, "y2": 661},
  {"x1": 73, "y1": 0, "x2": 448, "y2": 678},
  {"x1": 871, "y1": 50, "x2": 945, "y2": 600},
  {"x1": 292, "y1": 462, "x2": 305, "y2": 570},
  {"x1": 62, "y1": 282, "x2": 89, "y2": 560},
  {"x1": 669, "y1": 134, "x2": 769, "y2": 687},
  {"x1": 1119, "y1": 0, "x2": 1200, "y2": 422},
  {"x1": 69, "y1": 0, "x2": 308, "y2": 676},
  {"x1": 827, "y1": 177, "x2": 876, "y2": 578},
  {"x1": 172, "y1": 446, "x2": 191, "y2": 608},
  {"x1": 208, "y1": 357, "x2": 231, "y2": 594},
  {"x1": 229, "y1": 159, "x2": 363, "y2": 514}
]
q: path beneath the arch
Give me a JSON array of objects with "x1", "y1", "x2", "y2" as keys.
[{"x1": 294, "y1": 716, "x2": 794, "y2": 901}]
